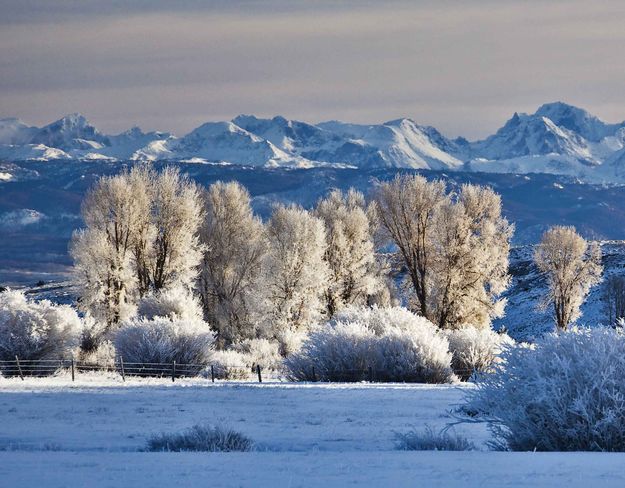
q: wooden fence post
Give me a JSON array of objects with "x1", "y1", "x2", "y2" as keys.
[
  {"x1": 71, "y1": 356, "x2": 75, "y2": 382},
  {"x1": 14, "y1": 355, "x2": 24, "y2": 381},
  {"x1": 119, "y1": 357, "x2": 126, "y2": 382},
  {"x1": 172, "y1": 361, "x2": 176, "y2": 382},
  {"x1": 256, "y1": 364, "x2": 262, "y2": 383},
  {"x1": 210, "y1": 365, "x2": 215, "y2": 383}
]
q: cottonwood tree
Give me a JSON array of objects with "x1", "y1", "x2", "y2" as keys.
[
  {"x1": 146, "y1": 167, "x2": 204, "y2": 291},
  {"x1": 374, "y1": 174, "x2": 447, "y2": 319},
  {"x1": 70, "y1": 167, "x2": 151, "y2": 327},
  {"x1": 534, "y1": 226, "x2": 603, "y2": 330},
  {"x1": 314, "y1": 189, "x2": 383, "y2": 317},
  {"x1": 375, "y1": 174, "x2": 513, "y2": 329},
  {"x1": 429, "y1": 185, "x2": 513, "y2": 329},
  {"x1": 198, "y1": 181, "x2": 266, "y2": 347},
  {"x1": 260, "y1": 204, "x2": 329, "y2": 341},
  {"x1": 71, "y1": 165, "x2": 204, "y2": 330}
]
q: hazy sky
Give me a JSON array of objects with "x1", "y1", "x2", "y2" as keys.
[{"x1": 2, "y1": 0, "x2": 625, "y2": 139}]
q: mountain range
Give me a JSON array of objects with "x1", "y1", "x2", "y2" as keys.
[{"x1": 3, "y1": 102, "x2": 625, "y2": 183}]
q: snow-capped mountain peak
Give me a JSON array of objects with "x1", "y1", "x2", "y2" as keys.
[
  {"x1": 56, "y1": 112, "x2": 89, "y2": 127},
  {"x1": 534, "y1": 101, "x2": 622, "y2": 142},
  {"x1": 30, "y1": 113, "x2": 110, "y2": 150},
  {"x1": 147, "y1": 120, "x2": 305, "y2": 166},
  {"x1": 471, "y1": 110, "x2": 595, "y2": 163},
  {"x1": 315, "y1": 118, "x2": 463, "y2": 169},
  {"x1": 232, "y1": 114, "x2": 340, "y2": 154},
  {"x1": 118, "y1": 126, "x2": 145, "y2": 138},
  {"x1": 45, "y1": 113, "x2": 94, "y2": 135}
]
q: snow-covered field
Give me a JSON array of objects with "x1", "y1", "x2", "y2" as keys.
[{"x1": 1, "y1": 375, "x2": 624, "y2": 487}]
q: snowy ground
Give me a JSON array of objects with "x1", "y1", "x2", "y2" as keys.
[{"x1": 1, "y1": 375, "x2": 624, "y2": 487}]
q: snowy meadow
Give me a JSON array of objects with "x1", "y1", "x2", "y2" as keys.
[{"x1": 1, "y1": 378, "x2": 625, "y2": 487}]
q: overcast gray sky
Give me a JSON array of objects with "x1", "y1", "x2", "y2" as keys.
[{"x1": 2, "y1": 0, "x2": 625, "y2": 139}]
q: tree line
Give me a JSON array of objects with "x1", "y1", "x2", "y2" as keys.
[{"x1": 70, "y1": 166, "x2": 604, "y2": 355}]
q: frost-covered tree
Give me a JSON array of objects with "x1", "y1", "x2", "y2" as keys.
[
  {"x1": 374, "y1": 174, "x2": 447, "y2": 318},
  {"x1": 375, "y1": 175, "x2": 512, "y2": 329},
  {"x1": 315, "y1": 189, "x2": 383, "y2": 317},
  {"x1": 71, "y1": 166, "x2": 203, "y2": 329},
  {"x1": 429, "y1": 185, "x2": 513, "y2": 329},
  {"x1": 260, "y1": 204, "x2": 329, "y2": 339},
  {"x1": 534, "y1": 226, "x2": 603, "y2": 330},
  {"x1": 146, "y1": 167, "x2": 204, "y2": 292},
  {"x1": 198, "y1": 181, "x2": 266, "y2": 347},
  {"x1": 70, "y1": 166, "x2": 151, "y2": 326}
]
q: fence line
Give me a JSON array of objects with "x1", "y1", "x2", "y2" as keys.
[
  {"x1": 0, "y1": 358, "x2": 268, "y2": 383},
  {"x1": 0, "y1": 358, "x2": 478, "y2": 383}
]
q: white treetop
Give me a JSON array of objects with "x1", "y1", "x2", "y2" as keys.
[{"x1": 534, "y1": 225, "x2": 602, "y2": 330}]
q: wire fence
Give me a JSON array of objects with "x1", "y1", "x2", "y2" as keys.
[
  {"x1": 0, "y1": 357, "x2": 270, "y2": 383},
  {"x1": 0, "y1": 357, "x2": 478, "y2": 384}
]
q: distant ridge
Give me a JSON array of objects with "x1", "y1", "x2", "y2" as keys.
[{"x1": 3, "y1": 102, "x2": 625, "y2": 183}]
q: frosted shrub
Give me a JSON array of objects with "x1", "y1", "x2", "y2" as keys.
[
  {"x1": 0, "y1": 290, "x2": 82, "y2": 375},
  {"x1": 468, "y1": 327, "x2": 625, "y2": 451},
  {"x1": 78, "y1": 340, "x2": 117, "y2": 369},
  {"x1": 77, "y1": 314, "x2": 119, "y2": 369},
  {"x1": 210, "y1": 339, "x2": 283, "y2": 379},
  {"x1": 147, "y1": 424, "x2": 253, "y2": 452},
  {"x1": 395, "y1": 426, "x2": 474, "y2": 451},
  {"x1": 275, "y1": 328, "x2": 308, "y2": 357},
  {"x1": 208, "y1": 349, "x2": 252, "y2": 380},
  {"x1": 445, "y1": 326, "x2": 514, "y2": 381},
  {"x1": 114, "y1": 317, "x2": 214, "y2": 374},
  {"x1": 79, "y1": 313, "x2": 106, "y2": 352},
  {"x1": 234, "y1": 338, "x2": 282, "y2": 371},
  {"x1": 373, "y1": 327, "x2": 454, "y2": 382},
  {"x1": 285, "y1": 306, "x2": 454, "y2": 383},
  {"x1": 286, "y1": 321, "x2": 372, "y2": 381},
  {"x1": 137, "y1": 287, "x2": 204, "y2": 323},
  {"x1": 331, "y1": 305, "x2": 434, "y2": 335}
]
